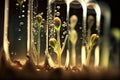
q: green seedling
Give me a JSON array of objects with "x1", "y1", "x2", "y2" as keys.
[
  {"x1": 17, "y1": 0, "x2": 24, "y2": 10},
  {"x1": 17, "y1": 0, "x2": 24, "y2": 5},
  {"x1": 85, "y1": 34, "x2": 99, "y2": 66},
  {"x1": 49, "y1": 17, "x2": 68, "y2": 67},
  {"x1": 32, "y1": 14, "x2": 43, "y2": 66},
  {"x1": 69, "y1": 15, "x2": 78, "y2": 66}
]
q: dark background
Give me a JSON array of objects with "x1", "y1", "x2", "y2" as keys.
[{"x1": 0, "y1": 0, "x2": 120, "y2": 47}]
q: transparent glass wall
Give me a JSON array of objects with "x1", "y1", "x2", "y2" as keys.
[{"x1": 3, "y1": 0, "x2": 28, "y2": 65}]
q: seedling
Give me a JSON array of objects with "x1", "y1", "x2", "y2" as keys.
[
  {"x1": 49, "y1": 17, "x2": 68, "y2": 67},
  {"x1": 85, "y1": 34, "x2": 99, "y2": 66}
]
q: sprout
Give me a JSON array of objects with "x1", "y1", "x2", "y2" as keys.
[
  {"x1": 49, "y1": 38, "x2": 57, "y2": 48},
  {"x1": 69, "y1": 15, "x2": 78, "y2": 67},
  {"x1": 49, "y1": 38, "x2": 60, "y2": 66},
  {"x1": 49, "y1": 17, "x2": 68, "y2": 67},
  {"x1": 90, "y1": 34, "x2": 99, "y2": 47},
  {"x1": 32, "y1": 14, "x2": 43, "y2": 66},
  {"x1": 36, "y1": 15, "x2": 43, "y2": 23},
  {"x1": 54, "y1": 17, "x2": 61, "y2": 32},
  {"x1": 86, "y1": 34, "x2": 99, "y2": 66},
  {"x1": 17, "y1": 0, "x2": 24, "y2": 5},
  {"x1": 53, "y1": 17, "x2": 62, "y2": 67},
  {"x1": 35, "y1": 14, "x2": 43, "y2": 27},
  {"x1": 70, "y1": 15, "x2": 78, "y2": 29},
  {"x1": 69, "y1": 15, "x2": 78, "y2": 44},
  {"x1": 49, "y1": 38, "x2": 58, "y2": 53}
]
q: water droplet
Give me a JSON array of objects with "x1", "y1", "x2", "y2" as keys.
[
  {"x1": 19, "y1": 22, "x2": 24, "y2": 26},
  {"x1": 33, "y1": 12, "x2": 37, "y2": 15},
  {"x1": 79, "y1": 27, "x2": 82, "y2": 30},
  {"x1": 22, "y1": 15, "x2": 25, "y2": 17},
  {"x1": 55, "y1": 10, "x2": 57, "y2": 12},
  {"x1": 63, "y1": 31, "x2": 67, "y2": 35},
  {"x1": 42, "y1": 19, "x2": 45, "y2": 22},
  {"x1": 22, "y1": 10, "x2": 25, "y2": 13},
  {"x1": 61, "y1": 36, "x2": 64, "y2": 39},
  {"x1": 18, "y1": 28, "x2": 21, "y2": 31},
  {"x1": 11, "y1": 52, "x2": 14, "y2": 55},
  {"x1": 57, "y1": 6, "x2": 60, "y2": 9},
  {"x1": 18, "y1": 36, "x2": 22, "y2": 41},
  {"x1": 62, "y1": 21, "x2": 67, "y2": 27},
  {"x1": 41, "y1": 25, "x2": 44, "y2": 28},
  {"x1": 22, "y1": 5, "x2": 25, "y2": 8},
  {"x1": 16, "y1": 3, "x2": 19, "y2": 6},
  {"x1": 40, "y1": 12, "x2": 43, "y2": 15},
  {"x1": 56, "y1": 12, "x2": 60, "y2": 16},
  {"x1": 18, "y1": 16, "x2": 21, "y2": 18}
]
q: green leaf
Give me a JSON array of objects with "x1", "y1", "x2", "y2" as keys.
[
  {"x1": 17, "y1": 0, "x2": 24, "y2": 5},
  {"x1": 111, "y1": 28, "x2": 120, "y2": 40},
  {"x1": 54, "y1": 17, "x2": 61, "y2": 32}
]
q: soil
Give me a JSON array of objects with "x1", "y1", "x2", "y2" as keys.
[{"x1": 0, "y1": 47, "x2": 120, "y2": 80}]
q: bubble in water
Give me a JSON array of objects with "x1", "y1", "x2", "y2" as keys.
[
  {"x1": 21, "y1": 15, "x2": 25, "y2": 17},
  {"x1": 55, "y1": 10, "x2": 57, "y2": 13},
  {"x1": 57, "y1": 6, "x2": 60, "y2": 9},
  {"x1": 33, "y1": 12, "x2": 37, "y2": 15},
  {"x1": 18, "y1": 36, "x2": 22, "y2": 41},
  {"x1": 16, "y1": 3, "x2": 19, "y2": 6},
  {"x1": 56, "y1": 12, "x2": 60, "y2": 16},
  {"x1": 22, "y1": 5, "x2": 25, "y2": 8},
  {"x1": 40, "y1": 25, "x2": 43, "y2": 28},
  {"x1": 62, "y1": 42, "x2": 65, "y2": 45},
  {"x1": 62, "y1": 21, "x2": 67, "y2": 27},
  {"x1": 63, "y1": 31, "x2": 67, "y2": 35},
  {"x1": 18, "y1": 28, "x2": 21, "y2": 31},
  {"x1": 19, "y1": 22, "x2": 24, "y2": 26},
  {"x1": 22, "y1": 10, "x2": 25, "y2": 13},
  {"x1": 18, "y1": 16, "x2": 21, "y2": 18},
  {"x1": 61, "y1": 36, "x2": 64, "y2": 39},
  {"x1": 79, "y1": 27, "x2": 82, "y2": 30},
  {"x1": 42, "y1": 19, "x2": 45, "y2": 22},
  {"x1": 40, "y1": 12, "x2": 44, "y2": 15},
  {"x1": 11, "y1": 52, "x2": 14, "y2": 55}
]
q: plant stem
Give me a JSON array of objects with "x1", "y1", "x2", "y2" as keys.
[
  {"x1": 85, "y1": 46, "x2": 92, "y2": 66},
  {"x1": 57, "y1": 48, "x2": 61, "y2": 67},
  {"x1": 37, "y1": 27, "x2": 40, "y2": 66},
  {"x1": 57, "y1": 31, "x2": 61, "y2": 51},
  {"x1": 57, "y1": 31, "x2": 61, "y2": 67},
  {"x1": 71, "y1": 44, "x2": 76, "y2": 66}
]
